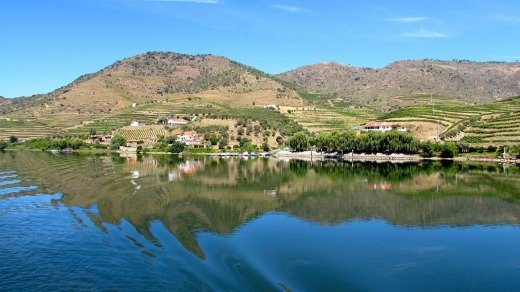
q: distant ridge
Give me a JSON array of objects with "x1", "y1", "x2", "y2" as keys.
[{"x1": 277, "y1": 59, "x2": 520, "y2": 110}]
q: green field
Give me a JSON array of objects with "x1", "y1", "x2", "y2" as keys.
[{"x1": 381, "y1": 96, "x2": 520, "y2": 145}]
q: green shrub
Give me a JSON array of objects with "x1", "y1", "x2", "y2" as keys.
[
  {"x1": 441, "y1": 142, "x2": 459, "y2": 158},
  {"x1": 168, "y1": 141, "x2": 185, "y2": 153},
  {"x1": 0, "y1": 140, "x2": 7, "y2": 151},
  {"x1": 110, "y1": 135, "x2": 127, "y2": 150}
]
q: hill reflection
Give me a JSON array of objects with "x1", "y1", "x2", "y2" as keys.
[{"x1": 1, "y1": 152, "x2": 519, "y2": 258}]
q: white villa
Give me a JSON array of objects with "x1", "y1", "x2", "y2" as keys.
[
  {"x1": 167, "y1": 118, "x2": 188, "y2": 125},
  {"x1": 361, "y1": 122, "x2": 407, "y2": 132},
  {"x1": 176, "y1": 131, "x2": 204, "y2": 148}
]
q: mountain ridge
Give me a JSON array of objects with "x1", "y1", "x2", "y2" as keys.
[
  {"x1": 277, "y1": 58, "x2": 520, "y2": 110},
  {"x1": 1, "y1": 51, "x2": 520, "y2": 143}
]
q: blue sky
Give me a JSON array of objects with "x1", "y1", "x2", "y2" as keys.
[{"x1": 1, "y1": 0, "x2": 519, "y2": 98}]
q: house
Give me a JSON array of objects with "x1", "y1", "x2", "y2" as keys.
[
  {"x1": 361, "y1": 122, "x2": 408, "y2": 133},
  {"x1": 130, "y1": 121, "x2": 141, "y2": 127},
  {"x1": 89, "y1": 134, "x2": 112, "y2": 143},
  {"x1": 176, "y1": 131, "x2": 204, "y2": 148},
  {"x1": 167, "y1": 118, "x2": 188, "y2": 125},
  {"x1": 361, "y1": 122, "x2": 393, "y2": 132},
  {"x1": 263, "y1": 104, "x2": 277, "y2": 109}
]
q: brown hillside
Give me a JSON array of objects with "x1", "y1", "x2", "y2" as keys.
[
  {"x1": 277, "y1": 59, "x2": 520, "y2": 110},
  {"x1": 1, "y1": 52, "x2": 303, "y2": 132}
]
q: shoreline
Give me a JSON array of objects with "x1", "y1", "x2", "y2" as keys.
[
  {"x1": 271, "y1": 150, "x2": 518, "y2": 164},
  {"x1": 3, "y1": 148, "x2": 518, "y2": 164}
]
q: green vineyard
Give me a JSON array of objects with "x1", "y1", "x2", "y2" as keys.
[{"x1": 381, "y1": 97, "x2": 520, "y2": 145}]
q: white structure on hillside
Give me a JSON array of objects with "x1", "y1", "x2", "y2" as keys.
[
  {"x1": 361, "y1": 121, "x2": 407, "y2": 132},
  {"x1": 167, "y1": 118, "x2": 188, "y2": 125}
]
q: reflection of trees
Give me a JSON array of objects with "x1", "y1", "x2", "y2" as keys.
[{"x1": 2, "y1": 152, "x2": 520, "y2": 259}]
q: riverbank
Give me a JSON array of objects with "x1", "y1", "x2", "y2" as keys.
[{"x1": 272, "y1": 150, "x2": 519, "y2": 163}]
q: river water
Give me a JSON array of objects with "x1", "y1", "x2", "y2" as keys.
[{"x1": 1, "y1": 151, "x2": 520, "y2": 291}]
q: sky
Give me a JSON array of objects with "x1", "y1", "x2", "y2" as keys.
[{"x1": 1, "y1": 0, "x2": 519, "y2": 98}]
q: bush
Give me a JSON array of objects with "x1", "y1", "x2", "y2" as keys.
[
  {"x1": 0, "y1": 140, "x2": 7, "y2": 151},
  {"x1": 288, "y1": 132, "x2": 309, "y2": 152},
  {"x1": 441, "y1": 142, "x2": 459, "y2": 158},
  {"x1": 420, "y1": 141, "x2": 435, "y2": 158},
  {"x1": 168, "y1": 141, "x2": 185, "y2": 153},
  {"x1": 110, "y1": 135, "x2": 127, "y2": 150}
]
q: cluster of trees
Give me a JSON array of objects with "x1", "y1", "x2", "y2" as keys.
[
  {"x1": 14, "y1": 137, "x2": 85, "y2": 151},
  {"x1": 288, "y1": 129, "x2": 421, "y2": 154},
  {"x1": 0, "y1": 139, "x2": 7, "y2": 151},
  {"x1": 285, "y1": 129, "x2": 518, "y2": 159}
]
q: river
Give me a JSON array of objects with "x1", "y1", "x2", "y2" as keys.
[{"x1": 1, "y1": 151, "x2": 519, "y2": 291}]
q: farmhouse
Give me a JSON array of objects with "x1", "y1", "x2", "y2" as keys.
[
  {"x1": 167, "y1": 118, "x2": 188, "y2": 125},
  {"x1": 176, "y1": 131, "x2": 204, "y2": 148},
  {"x1": 89, "y1": 134, "x2": 112, "y2": 143},
  {"x1": 361, "y1": 122, "x2": 408, "y2": 132}
]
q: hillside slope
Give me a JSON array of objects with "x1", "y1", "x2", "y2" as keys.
[
  {"x1": 277, "y1": 59, "x2": 520, "y2": 110},
  {"x1": 0, "y1": 52, "x2": 303, "y2": 139}
]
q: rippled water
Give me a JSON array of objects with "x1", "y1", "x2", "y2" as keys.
[{"x1": 1, "y1": 151, "x2": 520, "y2": 291}]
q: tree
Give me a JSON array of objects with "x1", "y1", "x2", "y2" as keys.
[
  {"x1": 168, "y1": 141, "x2": 185, "y2": 153},
  {"x1": 261, "y1": 142, "x2": 270, "y2": 152},
  {"x1": 9, "y1": 136, "x2": 18, "y2": 144},
  {"x1": 110, "y1": 135, "x2": 127, "y2": 150},
  {"x1": 68, "y1": 138, "x2": 84, "y2": 150},
  {"x1": 209, "y1": 135, "x2": 219, "y2": 145},
  {"x1": 237, "y1": 126, "x2": 244, "y2": 136},
  {"x1": 218, "y1": 137, "x2": 228, "y2": 149},
  {"x1": 0, "y1": 140, "x2": 7, "y2": 151},
  {"x1": 441, "y1": 142, "x2": 459, "y2": 158},
  {"x1": 421, "y1": 141, "x2": 435, "y2": 158},
  {"x1": 288, "y1": 132, "x2": 309, "y2": 152}
]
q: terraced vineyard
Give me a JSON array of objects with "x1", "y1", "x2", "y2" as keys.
[
  {"x1": 282, "y1": 105, "x2": 380, "y2": 133},
  {"x1": 381, "y1": 96, "x2": 520, "y2": 145},
  {"x1": 60, "y1": 101, "x2": 201, "y2": 137},
  {"x1": 113, "y1": 126, "x2": 170, "y2": 141},
  {"x1": 0, "y1": 119, "x2": 59, "y2": 141}
]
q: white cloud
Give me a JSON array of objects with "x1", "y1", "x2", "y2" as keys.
[
  {"x1": 273, "y1": 4, "x2": 305, "y2": 13},
  {"x1": 402, "y1": 29, "x2": 447, "y2": 38},
  {"x1": 145, "y1": 0, "x2": 218, "y2": 3},
  {"x1": 388, "y1": 17, "x2": 426, "y2": 23}
]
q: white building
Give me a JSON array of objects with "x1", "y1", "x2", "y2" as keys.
[{"x1": 361, "y1": 122, "x2": 407, "y2": 132}]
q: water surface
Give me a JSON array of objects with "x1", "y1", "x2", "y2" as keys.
[{"x1": 1, "y1": 151, "x2": 520, "y2": 291}]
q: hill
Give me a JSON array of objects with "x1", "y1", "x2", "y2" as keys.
[
  {"x1": 0, "y1": 52, "x2": 304, "y2": 141},
  {"x1": 1, "y1": 52, "x2": 520, "y2": 148},
  {"x1": 277, "y1": 59, "x2": 520, "y2": 111}
]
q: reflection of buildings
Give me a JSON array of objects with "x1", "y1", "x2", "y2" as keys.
[
  {"x1": 168, "y1": 160, "x2": 205, "y2": 182},
  {"x1": 366, "y1": 180, "x2": 392, "y2": 191},
  {"x1": 263, "y1": 189, "x2": 277, "y2": 197}
]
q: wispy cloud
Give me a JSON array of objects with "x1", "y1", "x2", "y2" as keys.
[
  {"x1": 495, "y1": 15, "x2": 520, "y2": 23},
  {"x1": 387, "y1": 17, "x2": 426, "y2": 23},
  {"x1": 145, "y1": 0, "x2": 218, "y2": 3},
  {"x1": 272, "y1": 4, "x2": 307, "y2": 13},
  {"x1": 402, "y1": 29, "x2": 447, "y2": 38}
]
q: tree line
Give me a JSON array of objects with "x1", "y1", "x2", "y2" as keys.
[{"x1": 288, "y1": 129, "x2": 421, "y2": 154}]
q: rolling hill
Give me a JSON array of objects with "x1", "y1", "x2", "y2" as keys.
[
  {"x1": 1, "y1": 52, "x2": 520, "y2": 147},
  {"x1": 0, "y1": 52, "x2": 304, "y2": 141},
  {"x1": 277, "y1": 59, "x2": 520, "y2": 111}
]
